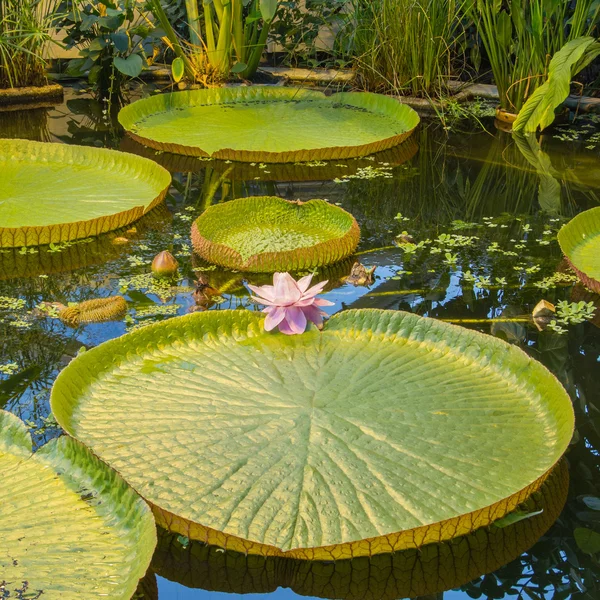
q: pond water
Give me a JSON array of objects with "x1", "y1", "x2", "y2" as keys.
[{"x1": 0, "y1": 84, "x2": 599, "y2": 600}]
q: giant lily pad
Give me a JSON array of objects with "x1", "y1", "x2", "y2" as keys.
[
  {"x1": 51, "y1": 309, "x2": 574, "y2": 560},
  {"x1": 0, "y1": 139, "x2": 171, "y2": 248},
  {"x1": 558, "y1": 207, "x2": 600, "y2": 293},
  {"x1": 191, "y1": 196, "x2": 359, "y2": 272},
  {"x1": 0, "y1": 410, "x2": 156, "y2": 598},
  {"x1": 153, "y1": 460, "x2": 568, "y2": 599},
  {"x1": 118, "y1": 87, "x2": 420, "y2": 163}
]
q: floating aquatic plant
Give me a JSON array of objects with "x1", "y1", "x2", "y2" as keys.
[
  {"x1": 152, "y1": 460, "x2": 567, "y2": 599},
  {"x1": 118, "y1": 87, "x2": 420, "y2": 162},
  {"x1": 191, "y1": 196, "x2": 360, "y2": 273},
  {"x1": 0, "y1": 139, "x2": 171, "y2": 248},
  {"x1": 558, "y1": 207, "x2": 600, "y2": 293},
  {"x1": 0, "y1": 410, "x2": 156, "y2": 599},
  {"x1": 51, "y1": 309, "x2": 573, "y2": 560},
  {"x1": 55, "y1": 296, "x2": 128, "y2": 327},
  {"x1": 248, "y1": 272, "x2": 333, "y2": 335}
]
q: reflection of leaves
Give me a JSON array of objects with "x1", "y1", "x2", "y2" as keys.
[
  {"x1": 0, "y1": 365, "x2": 42, "y2": 409},
  {"x1": 582, "y1": 497, "x2": 600, "y2": 511},
  {"x1": 574, "y1": 528, "x2": 600, "y2": 555},
  {"x1": 512, "y1": 133, "x2": 561, "y2": 214}
]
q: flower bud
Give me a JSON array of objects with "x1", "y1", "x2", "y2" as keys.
[{"x1": 152, "y1": 250, "x2": 179, "y2": 278}]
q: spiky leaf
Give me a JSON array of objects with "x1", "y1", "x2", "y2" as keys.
[
  {"x1": 0, "y1": 139, "x2": 171, "y2": 248},
  {"x1": 0, "y1": 410, "x2": 156, "y2": 598},
  {"x1": 118, "y1": 87, "x2": 420, "y2": 163},
  {"x1": 558, "y1": 207, "x2": 600, "y2": 293},
  {"x1": 51, "y1": 309, "x2": 573, "y2": 560},
  {"x1": 191, "y1": 196, "x2": 360, "y2": 272}
]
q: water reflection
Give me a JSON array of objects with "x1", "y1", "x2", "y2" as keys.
[{"x1": 142, "y1": 463, "x2": 567, "y2": 600}]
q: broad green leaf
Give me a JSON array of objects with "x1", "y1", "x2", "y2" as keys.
[
  {"x1": 514, "y1": 37, "x2": 600, "y2": 133},
  {"x1": 118, "y1": 86, "x2": 420, "y2": 162},
  {"x1": 492, "y1": 509, "x2": 544, "y2": 528},
  {"x1": 114, "y1": 53, "x2": 144, "y2": 78},
  {"x1": 51, "y1": 309, "x2": 574, "y2": 560},
  {"x1": 0, "y1": 410, "x2": 156, "y2": 598},
  {"x1": 191, "y1": 196, "x2": 359, "y2": 272},
  {"x1": 574, "y1": 528, "x2": 600, "y2": 554},
  {"x1": 557, "y1": 207, "x2": 600, "y2": 294},
  {"x1": 259, "y1": 0, "x2": 278, "y2": 21},
  {"x1": 0, "y1": 139, "x2": 171, "y2": 248},
  {"x1": 171, "y1": 56, "x2": 185, "y2": 82},
  {"x1": 111, "y1": 31, "x2": 130, "y2": 53},
  {"x1": 152, "y1": 461, "x2": 568, "y2": 598}
]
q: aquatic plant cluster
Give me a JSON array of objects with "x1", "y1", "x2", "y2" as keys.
[{"x1": 1, "y1": 0, "x2": 600, "y2": 598}]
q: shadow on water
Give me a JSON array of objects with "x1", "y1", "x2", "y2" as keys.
[{"x1": 1, "y1": 85, "x2": 599, "y2": 598}]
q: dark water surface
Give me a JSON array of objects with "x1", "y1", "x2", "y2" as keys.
[{"x1": 1, "y1": 84, "x2": 599, "y2": 599}]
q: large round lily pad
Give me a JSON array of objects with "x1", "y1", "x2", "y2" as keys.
[
  {"x1": 191, "y1": 196, "x2": 360, "y2": 272},
  {"x1": 118, "y1": 87, "x2": 420, "y2": 163},
  {"x1": 154, "y1": 460, "x2": 568, "y2": 599},
  {"x1": 51, "y1": 309, "x2": 574, "y2": 560},
  {"x1": 0, "y1": 410, "x2": 156, "y2": 598},
  {"x1": 558, "y1": 207, "x2": 600, "y2": 293},
  {"x1": 0, "y1": 139, "x2": 171, "y2": 248}
]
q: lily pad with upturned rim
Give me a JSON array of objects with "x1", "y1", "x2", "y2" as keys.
[
  {"x1": 0, "y1": 410, "x2": 156, "y2": 598},
  {"x1": 191, "y1": 196, "x2": 360, "y2": 272},
  {"x1": 153, "y1": 460, "x2": 568, "y2": 599},
  {"x1": 117, "y1": 87, "x2": 420, "y2": 163},
  {"x1": 558, "y1": 207, "x2": 600, "y2": 293},
  {"x1": 51, "y1": 309, "x2": 574, "y2": 561},
  {"x1": 0, "y1": 139, "x2": 171, "y2": 248}
]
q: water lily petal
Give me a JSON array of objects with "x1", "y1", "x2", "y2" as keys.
[
  {"x1": 264, "y1": 306, "x2": 287, "y2": 331},
  {"x1": 283, "y1": 306, "x2": 307, "y2": 334},
  {"x1": 277, "y1": 319, "x2": 296, "y2": 335},
  {"x1": 296, "y1": 274, "x2": 314, "y2": 293},
  {"x1": 250, "y1": 295, "x2": 278, "y2": 307},
  {"x1": 302, "y1": 279, "x2": 328, "y2": 299},
  {"x1": 247, "y1": 283, "x2": 276, "y2": 302},
  {"x1": 301, "y1": 304, "x2": 325, "y2": 328},
  {"x1": 274, "y1": 272, "x2": 302, "y2": 305},
  {"x1": 313, "y1": 297, "x2": 335, "y2": 307}
]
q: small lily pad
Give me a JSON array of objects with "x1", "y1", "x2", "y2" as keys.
[{"x1": 191, "y1": 196, "x2": 360, "y2": 272}]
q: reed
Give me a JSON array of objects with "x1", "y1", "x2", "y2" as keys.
[
  {"x1": 340, "y1": 0, "x2": 466, "y2": 97},
  {"x1": 0, "y1": 0, "x2": 59, "y2": 89}
]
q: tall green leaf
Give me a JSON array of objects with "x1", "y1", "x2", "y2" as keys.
[
  {"x1": 259, "y1": 0, "x2": 278, "y2": 21},
  {"x1": 513, "y1": 36, "x2": 600, "y2": 132}
]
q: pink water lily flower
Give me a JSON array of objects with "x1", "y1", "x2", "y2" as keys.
[{"x1": 248, "y1": 272, "x2": 334, "y2": 335}]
